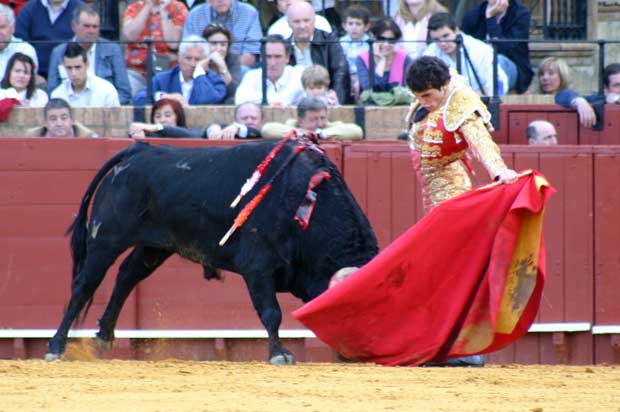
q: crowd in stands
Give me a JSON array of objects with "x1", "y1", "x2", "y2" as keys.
[{"x1": 0, "y1": 0, "x2": 614, "y2": 141}]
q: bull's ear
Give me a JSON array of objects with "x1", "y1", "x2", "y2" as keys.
[{"x1": 329, "y1": 267, "x2": 359, "y2": 289}]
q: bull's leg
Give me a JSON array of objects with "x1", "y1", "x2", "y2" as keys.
[
  {"x1": 46, "y1": 247, "x2": 123, "y2": 361},
  {"x1": 96, "y1": 246, "x2": 172, "y2": 350},
  {"x1": 243, "y1": 273, "x2": 294, "y2": 365}
]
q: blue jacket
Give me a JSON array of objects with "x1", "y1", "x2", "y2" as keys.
[
  {"x1": 133, "y1": 65, "x2": 227, "y2": 106},
  {"x1": 15, "y1": 0, "x2": 84, "y2": 77},
  {"x1": 47, "y1": 39, "x2": 132, "y2": 105}
]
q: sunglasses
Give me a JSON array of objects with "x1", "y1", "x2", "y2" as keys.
[{"x1": 375, "y1": 35, "x2": 398, "y2": 43}]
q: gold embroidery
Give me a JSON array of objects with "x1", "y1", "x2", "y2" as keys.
[{"x1": 459, "y1": 117, "x2": 507, "y2": 178}]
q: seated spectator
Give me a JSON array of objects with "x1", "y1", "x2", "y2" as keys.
[
  {"x1": 183, "y1": 0, "x2": 263, "y2": 68},
  {"x1": 206, "y1": 101, "x2": 263, "y2": 139},
  {"x1": 287, "y1": 0, "x2": 351, "y2": 104},
  {"x1": 268, "y1": 0, "x2": 332, "y2": 39},
  {"x1": 15, "y1": 0, "x2": 82, "y2": 79},
  {"x1": 234, "y1": 34, "x2": 304, "y2": 107},
  {"x1": 122, "y1": 0, "x2": 188, "y2": 96},
  {"x1": 202, "y1": 22, "x2": 241, "y2": 104},
  {"x1": 262, "y1": 97, "x2": 363, "y2": 139},
  {"x1": 47, "y1": 4, "x2": 131, "y2": 104},
  {"x1": 555, "y1": 63, "x2": 620, "y2": 128},
  {"x1": 25, "y1": 97, "x2": 97, "y2": 137},
  {"x1": 339, "y1": 5, "x2": 370, "y2": 100},
  {"x1": 527, "y1": 120, "x2": 558, "y2": 145},
  {"x1": 295, "y1": 64, "x2": 338, "y2": 106},
  {"x1": 535, "y1": 56, "x2": 569, "y2": 95},
  {"x1": 129, "y1": 97, "x2": 202, "y2": 138},
  {"x1": 356, "y1": 17, "x2": 413, "y2": 94},
  {"x1": 461, "y1": 0, "x2": 533, "y2": 93},
  {"x1": 50, "y1": 42, "x2": 120, "y2": 107},
  {"x1": 133, "y1": 35, "x2": 226, "y2": 106},
  {"x1": 0, "y1": 52, "x2": 48, "y2": 107},
  {"x1": 0, "y1": 4, "x2": 38, "y2": 81},
  {"x1": 394, "y1": 0, "x2": 446, "y2": 59},
  {"x1": 423, "y1": 12, "x2": 508, "y2": 96}
]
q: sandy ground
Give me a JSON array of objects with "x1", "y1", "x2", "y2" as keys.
[{"x1": 1, "y1": 355, "x2": 618, "y2": 412}]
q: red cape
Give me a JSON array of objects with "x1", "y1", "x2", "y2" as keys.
[{"x1": 293, "y1": 171, "x2": 554, "y2": 366}]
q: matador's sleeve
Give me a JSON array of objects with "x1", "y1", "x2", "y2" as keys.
[{"x1": 459, "y1": 115, "x2": 508, "y2": 179}]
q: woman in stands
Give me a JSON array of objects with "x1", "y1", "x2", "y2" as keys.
[
  {"x1": 0, "y1": 52, "x2": 48, "y2": 108},
  {"x1": 394, "y1": 0, "x2": 446, "y2": 59},
  {"x1": 128, "y1": 98, "x2": 202, "y2": 138},
  {"x1": 201, "y1": 23, "x2": 241, "y2": 104},
  {"x1": 536, "y1": 56, "x2": 596, "y2": 127},
  {"x1": 356, "y1": 17, "x2": 413, "y2": 93}
]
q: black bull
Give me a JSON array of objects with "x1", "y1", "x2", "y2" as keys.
[{"x1": 46, "y1": 140, "x2": 378, "y2": 364}]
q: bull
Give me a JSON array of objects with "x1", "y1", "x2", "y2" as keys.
[{"x1": 46, "y1": 140, "x2": 378, "y2": 364}]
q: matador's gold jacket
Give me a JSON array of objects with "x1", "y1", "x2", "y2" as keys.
[{"x1": 406, "y1": 75, "x2": 508, "y2": 212}]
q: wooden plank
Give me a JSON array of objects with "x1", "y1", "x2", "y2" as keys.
[{"x1": 593, "y1": 148, "x2": 620, "y2": 324}]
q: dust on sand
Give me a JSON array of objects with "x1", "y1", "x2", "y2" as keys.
[{"x1": 0, "y1": 356, "x2": 618, "y2": 412}]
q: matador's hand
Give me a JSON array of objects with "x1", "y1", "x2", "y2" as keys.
[{"x1": 497, "y1": 169, "x2": 518, "y2": 184}]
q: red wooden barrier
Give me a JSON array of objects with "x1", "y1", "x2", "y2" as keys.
[{"x1": 1, "y1": 138, "x2": 619, "y2": 364}]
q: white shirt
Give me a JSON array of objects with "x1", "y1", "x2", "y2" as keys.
[
  {"x1": 178, "y1": 70, "x2": 193, "y2": 102},
  {"x1": 292, "y1": 41, "x2": 313, "y2": 68},
  {"x1": 0, "y1": 36, "x2": 39, "y2": 78},
  {"x1": 51, "y1": 73, "x2": 120, "y2": 107},
  {"x1": 234, "y1": 65, "x2": 305, "y2": 107},
  {"x1": 0, "y1": 88, "x2": 49, "y2": 108},
  {"x1": 267, "y1": 15, "x2": 332, "y2": 39},
  {"x1": 423, "y1": 33, "x2": 508, "y2": 95},
  {"x1": 41, "y1": 0, "x2": 70, "y2": 24}
]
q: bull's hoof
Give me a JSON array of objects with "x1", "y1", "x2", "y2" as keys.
[
  {"x1": 44, "y1": 352, "x2": 62, "y2": 362},
  {"x1": 95, "y1": 336, "x2": 113, "y2": 351},
  {"x1": 269, "y1": 353, "x2": 296, "y2": 365}
]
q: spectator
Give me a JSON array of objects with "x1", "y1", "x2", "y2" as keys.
[
  {"x1": 394, "y1": 0, "x2": 446, "y2": 59},
  {"x1": 15, "y1": 0, "x2": 83, "y2": 79},
  {"x1": 50, "y1": 42, "x2": 120, "y2": 107},
  {"x1": 356, "y1": 17, "x2": 413, "y2": 93},
  {"x1": 133, "y1": 35, "x2": 226, "y2": 106},
  {"x1": 0, "y1": 4, "x2": 38, "y2": 80},
  {"x1": 423, "y1": 12, "x2": 508, "y2": 96},
  {"x1": 461, "y1": 0, "x2": 533, "y2": 94},
  {"x1": 268, "y1": 0, "x2": 332, "y2": 39},
  {"x1": 295, "y1": 64, "x2": 338, "y2": 106},
  {"x1": 206, "y1": 101, "x2": 263, "y2": 139},
  {"x1": 555, "y1": 63, "x2": 620, "y2": 128},
  {"x1": 25, "y1": 97, "x2": 97, "y2": 137},
  {"x1": 535, "y1": 56, "x2": 570, "y2": 95},
  {"x1": 287, "y1": 0, "x2": 350, "y2": 104},
  {"x1": 309, "y1": 0, "x2": 340, "y2": 32},
  {"x1": 234, "y1": 34, "x2": 304, "y2": 106},
  {"x1": 182, "y1": 0, "x2": 263, "y2": 68},
  {"x1": 122, "y1": 0, "x2": 188, "y2": 96},
  {"x1": 129, "y1": 97, "x2": 202, "y2": 138},
  {"x1": 202, "y1": 22, "x2": 240, "y2": 104},
  {"x1": 262, "y1": 96, "x2": 363, "y2": 139},
  {"x1": 0, "y1": 52, "x2": 48, "y2": 107},
  {"x1": 47, "y1": 4, "x2": 131, "y2": 104},
  {"x1": 178, "y1": 0, "x2": 205, "y2": 10},
  {"x1": 339, "y1": 4, "x2": 370, "y2": 100},
  {"x1": 527, "y1": 120, "x2": 558, "y2": 145}
]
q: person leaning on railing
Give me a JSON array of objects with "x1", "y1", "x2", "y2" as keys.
[{"x1": 555, "y1": 63, "x2": 620, "y2": 128}]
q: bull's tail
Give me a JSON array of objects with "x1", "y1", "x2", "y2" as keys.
[{"x1": 66, "y1": 142, "x2": 150, "y2": 323}]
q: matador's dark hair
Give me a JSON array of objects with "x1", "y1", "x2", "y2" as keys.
[{"x1": 406, "y1": 56, "x2": 451, "y2": 92}]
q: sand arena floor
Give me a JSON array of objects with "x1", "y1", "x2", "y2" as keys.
[{"x1": 0, "y1": 347, "x2": 618, "y2": 412}]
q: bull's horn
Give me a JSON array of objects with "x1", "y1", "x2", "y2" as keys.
[{"x1": 329, "y1": 266, "x2": 359, "y2": 288}]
